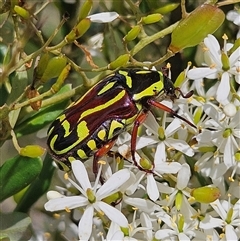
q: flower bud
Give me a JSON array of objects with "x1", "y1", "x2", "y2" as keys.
[
  {"x1": 35, "y1": 53, "x2": 50, "y2": 80},
  {"x1": 51, "y1": 64, "x2": 71, "y2": 93},
  {"x1": 141, "y1": 13, "x2": 162, "y2": 24},
  {"x1": 65, "y1": 18, "x2": 91, "y2": 43},
  {"x1": 20, "y1": 145, "x2": 45, "y2": 158},
  {"x1": 108, "y1": 54, "x2": 129, "y2": 69},
  {"x1": 154, "y1": 3, "x2": 179, "y2": 14},
  {"x1": 123, "y1": 25, "x2": 141, "y2": 42},
  {"x1": 14, "y1": 5, "x2": 30, "y2": 19},
  {"x1": 40, "y1": 55, "x2": 67, "y2": 83},
  {"x1": 78, "y1": 0, "x2": 92, "y2": 20},
  {"x1": 169, "y1": 4, "x2": 225, "y2": 53},
  {"x1": 223, "y1": 103, "x2": 237, "y2": 117},
  {"x1": 191, "y1": 186, "x2": 220, "y2": 203}
]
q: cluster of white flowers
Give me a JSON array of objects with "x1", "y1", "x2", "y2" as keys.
[{"x1": 44, "y1": 33, "x2": 240, "y2": 240}]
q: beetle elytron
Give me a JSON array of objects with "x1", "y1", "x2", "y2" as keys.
[{"x1": 47, "y1": 69, "x2": 195, "y2": 172}]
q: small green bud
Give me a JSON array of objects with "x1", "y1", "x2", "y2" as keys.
[
  {"x1": 154, "y1": 3, "x2": 179, "y2": 14},
  {"x1": 141, "y1": 13, "x2": 162, "y2": 24},
  {"x1": 169, "y1": 4, "x2": 225, "y2": 53},
  {"x1": 51, "y1": 64, "x2": 71, "y2": 93},
  {"x1": 14, "y1": 5, "x2": 30, "y2": 19},
  {"x1": 78, "y1": 0, "x2": 92, "y2": 20},
  {"x1": 191, "y1": 186, "x2": 220, "y2": 203},
  {"x1": 35, "y1": 53, "x2": 50, "y2": 80},
  {"x1": 40, "y1": 55, "x2": 67, "y2": 83},
  {"x1": 222, "y1": 128, "x2": 232, "y2": 138},
  {"x1": 221, "y1": 52, "x2": 230, "y2": 71},
  {"x1": 65, "y1": 18, "x2": 91, "y2": 43},
  {"x1": 20, "y1": 145, "x2": 45, "y2": 157},
  {"x1": 108, "y1": 54, "x2": 129, "y2": 69},
  {"x1": 124, "y1": 25, "x2": 141, "y2": 42}
]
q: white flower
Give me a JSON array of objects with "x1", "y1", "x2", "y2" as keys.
[
  {"x1": 226, "y1": 10, "x2": 240, "y2": 38},
  {"x1": 200, "y1": 199, "x2": 240, "y2": 240},
  {"x1": 45, "y1": 160, "x2": 130, "y2": 240},
  {"x1": 187, "y1": 34, "x2": 240, "y2": 104},
  {"x1": 155, "y1": 212, "x2": 202, "y2": 241}
]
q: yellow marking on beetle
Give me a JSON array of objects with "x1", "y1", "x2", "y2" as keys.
[
  {"x1": 77, "y1": 149, "x2": 87, "y2": 159},
  {"x1": 87, "y1": 139, "x2": 97, "y2": 150},
  {"x1": 119, "y1": 70, "x2": 132, "y2": 88},
  {"x1": 97, "y1": 129, "x2": 106, "y2": 140},
  {"x1": 51, "y1": 121, "x2": 89, "y2": 155},
  {"x1": 80, "y1": 90, "x2": 126, "y2": 120},
  {"x1": 135, "y1": 70, "x2": 151, "y2": 74},
  {"x1": 108, "y1": 120, "x2": 124, "y2": 139},
  {"x1": 62, "y1": 120, "x2": 71, "y2": 137},
  {"x1": 133, "y1": 82, "x2": 163, "y2": 101},
  {"x1": 98, "y1": 81, "x2": 116, "y2": 95},
  {"x1": 125, "y1": 75, "x2": 132, "y2": 88}
]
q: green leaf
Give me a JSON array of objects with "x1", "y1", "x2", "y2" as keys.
[
  {"x1": 15, "y1": 153, "x2": 55, "y2": 213},
  {"x1": 0, "y1": 212, "x2": 32, "y2": 241},
  {"x1": 15, "y1": 84, "x2": 71, "y2": 137},
  {"x1": 0, "y1": 155, "x2": 42, "y2": 202}
]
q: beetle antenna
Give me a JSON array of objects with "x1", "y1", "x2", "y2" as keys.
[{"x1": 175, "y1": 87, "x2": 194, "y2": 99}]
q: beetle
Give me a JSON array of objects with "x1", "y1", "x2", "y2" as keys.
[{"x1": 47, "y1": 69, "x2": 195, "y2": 173}]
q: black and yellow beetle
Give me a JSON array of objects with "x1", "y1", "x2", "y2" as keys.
[{"x1": 47, "y1": 69, "x2": 195, "y2": 173}]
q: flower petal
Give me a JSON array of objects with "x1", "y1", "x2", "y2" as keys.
[
  {"x1": 88, "y1": 12, "x2": 119, "y2": 23},
  {"x1": 176, "y1": 163, "x2": 191, "y2": 190},
  {"x1": 45, "y1": 196, "x2": 88, "y2": 211},
  {"x1": 96, "y1": 201, "x2": 128, "y2": 227},
  {"x1": 166, "y1": 138, "x2": 194, "y2": 157},
  {"x1": 78, "y1": 205, "x2": 94, "y2": 240},
  {"x1": 155, "y1": 161, "x2": 181, "y2": 174},
  {"x1": 187, "y1": 67, "x2": 218, "y2": 79},
  {"x1": 97, "y1": 169, "x2": 130, "y2": 199},
  {"x1": 216, "y1": 72, "x2": 230, "y2": 103},
  {"x1": 146, "y1": 174, "x2": 159, "y2": 201},
  {"x1": 72, "y1": 160, "x2": 91, "y2": 191}
]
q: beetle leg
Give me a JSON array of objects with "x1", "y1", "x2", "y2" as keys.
[
  {"x1": 147, "y1": 99, "x2": 196, "y2": 129},
  {"x1": 93, "y1": 139, "x2": 116, "y2": 176},
  {"x1": 131, "y1": 110, "x2": 149, "y2": 169}
]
